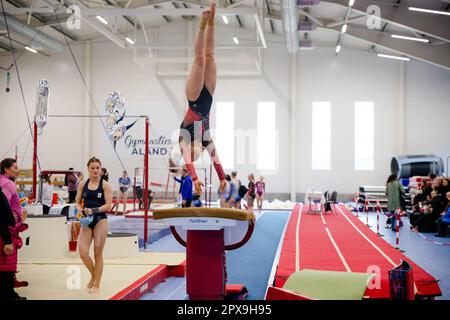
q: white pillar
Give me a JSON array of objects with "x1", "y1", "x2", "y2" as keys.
[
  {"x1": 290, "y1": 53, "x2": 297, "y2": 201},
  {"x1": 82, "y1": 41, "x2": 92, "y2": 165}
]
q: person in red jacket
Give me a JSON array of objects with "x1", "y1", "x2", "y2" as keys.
[{"x1": 0, "y1": 158, "x2": 28, "y2": 300}]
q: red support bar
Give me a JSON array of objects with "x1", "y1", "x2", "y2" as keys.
[
  {"x1": 143, "y1": 117, "x2": 150, "y2": 247},
  {"x1": 31, "y1": 121, "x2": 38, "y2": 201}
]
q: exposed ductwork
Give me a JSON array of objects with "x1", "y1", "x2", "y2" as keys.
[
  {"x1": 0, "y1": 13, "x2": 64, "y2": 54},
  {"x1": 281, "y1": 0, "x2": 299, "y2": 53}
]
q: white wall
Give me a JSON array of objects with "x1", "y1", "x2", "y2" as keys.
[
  {"x1": 1, "y1": 20, "x2": 449, "y2": 197},
  {"x1": 0, "y1": 46, "x2": 85, "y2": 173},
  {"x1": 295, "y1": 47, "x2": 402, "y2": 197},
  {"x1": 404, "y1": 61, "x2": 450, "y2": 171}
]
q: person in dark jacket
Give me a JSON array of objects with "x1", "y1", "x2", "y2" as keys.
[
  {"x1": 174, "y1": 169, "x2": 193, "y2": 208},
  {"x1": 413, "y1": 191, "x2": 445, "y2": 233}
]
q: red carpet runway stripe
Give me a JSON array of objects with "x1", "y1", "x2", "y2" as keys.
[
  {"x1": 335, "y1": 205, "x2": 441, "y2": 299},
  {"x1": 274, "y1": 203, "x2": 302, "y2": 287},
  {"x1": 274, "y1": 203, "x2": 441, "y2": 299}
]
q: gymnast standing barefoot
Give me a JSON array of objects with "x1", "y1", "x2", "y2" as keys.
[
  {"x1": 177, "y1": 1, "x2": 226, "y2": 196},
  {"x1": 75, "y1": 157, "x2": 112, "y2": 294}
]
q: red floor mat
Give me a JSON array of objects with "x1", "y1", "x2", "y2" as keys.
[
  {"x1": 333, "y1": 205, "x2": 441, "y2": 299},
  {"x1": 274, "y1": 204, "x2": 301, "y2": 287},
  {"x1": 274, "y1": 203, "x2": 441, "y2": 299}
]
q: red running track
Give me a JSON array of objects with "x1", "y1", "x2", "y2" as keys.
[{"x1": 274, "y1": 203, "x2": 441, "y2": 299}]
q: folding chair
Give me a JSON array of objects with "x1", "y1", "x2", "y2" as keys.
[{"x1": 324, "y1": 191, "x2": 338, "y2": 214}]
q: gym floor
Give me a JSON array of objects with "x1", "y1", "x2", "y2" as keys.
[{"x1": 107, "y1": 206, "x2": 450, "y2": 300}]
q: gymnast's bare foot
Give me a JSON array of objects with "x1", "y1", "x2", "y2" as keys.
[
  {"x1": 202, "y1": 10, "x2": 210, "y2": 20},
  {"x1": 88, "y1": 287, "x2": 100, "y2": 294},
  {"x1": 210, "y1": 1, "x2": 216, "y2": 19},
  {"x1": 87, "y1": 277, "x2": 95, "y2": 290}
]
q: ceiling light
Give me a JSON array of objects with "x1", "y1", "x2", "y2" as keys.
[
  {"x1": 377, "y1": 53, "x2": 410, "y2": 61},
  {"x1": 222, "y1": 15, "x2": 229, "y2": 24},
  {"x1": 24, "y1": 46, "x2": 37, "y2": 53},
  {"x1": 96, "y1": 16, "x2": 108, "y2": 25},
  {"x1": 336, "y1": 45, "x2": 341, "y2": 53},
  {"x1": 125, "y1": 37, "x2": 135, "y2": 45},
  {"x1": 391, "y1": 34, "x2": 429, "y2": 43},
  {"x1": 349, "y1": 0, "x2": 355, "y2": 7},
  {"x1": 408, "y1": 7, "x2": 450, "y2": 16},
  {"x1": 342, "y1": 24, "x2": 348, "y2": 33},
  {"x1": 233, "y1": 36, "x2": 239, "y2": 44}
]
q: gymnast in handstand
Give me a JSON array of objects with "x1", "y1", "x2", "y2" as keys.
[{"x1": 176, "y1": 1, "x2": 226, "y2": 195}]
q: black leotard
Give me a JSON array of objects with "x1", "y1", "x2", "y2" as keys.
[{"x1": 82, "y1": 178, "x2": 107, "y2": 230}]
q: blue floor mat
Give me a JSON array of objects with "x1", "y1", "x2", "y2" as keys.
[{"x1": 226, "y1": 211, "x2": 290, "y2": 300}]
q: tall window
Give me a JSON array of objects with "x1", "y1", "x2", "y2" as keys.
[
  {"x1": 312, "y1": 102, "x2": 331, "y2": 170},
  {"x1": 257, "y1": 102, "x2": 276, "y2": 170},
  {"x1": 215, "y1": 102, "x2": 235, "y2": 169},
  {"x1": 354, "y1": 101, "x2": 374, "y2": 170}
]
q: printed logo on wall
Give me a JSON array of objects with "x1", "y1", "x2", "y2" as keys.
[{"x1": 112, "y1": 115, "x2": 172, "y2": 156}]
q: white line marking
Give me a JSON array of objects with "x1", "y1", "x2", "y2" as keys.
[
  {"x1": 325, "y1": 227, "x2": 351, "y2": 272},
  {"x1": 255, "y1": 210, "x2": 266, "y2": 221},
  {"x1": 320, "y1": 213, "x2": 326, "y2": 225},
  {"x1": 336, "y1": 205, "x2": 397, "y2": 267},
  {"x1": 295, "y1": 203, "x2": 303, "y2": 272},
  {"x1": 164, "y1": 279, "x2": 186, "y2": 300}
]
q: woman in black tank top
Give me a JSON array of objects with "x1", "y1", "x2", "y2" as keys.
[{"x1": 75, "y1": 157, "x2": 112, "y2": 294}]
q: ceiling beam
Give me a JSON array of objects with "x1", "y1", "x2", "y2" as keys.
[
  {"x1": 299, "y1": 8, "x2": 324, "y2": 27},
  {"x1": 325, "y1": 14, "x2": 365, "y2": 27},
  {"x1": 269, "y1": 9, "x2": 450, "y2": 70},
  {"x1": 172, "y1": 1, "x2": 193, "y2": 20},
  {"x1": 0, "y1": 41, "x2": 13, "y2": 51},
  {"x1": 229, "y1": 0, "x2": 243, "y2": 27},
  {"x1": 29, "y1": 14, "x2": 72, "y2": 27},
  {"x1": 154, "y1": 4, "x2": 172, "y2": 22},
  {"x1": 322, "y1": 0, "x2": 450, "y2": 42},
  {"x1": 326, "y1": 24, "x2": 450, "y2": 70},
  {"x1": 104, "y1": 0, "x2": 138, "y2": 27},
  {"x1": 6, "y1": 0, "x2": 79, "y2": 41},
  {"x1": 7, "y1": 6, "x2": 259, "y2": 15},
  {"x1": 265, "y1": 0, "x2": 275, "y2": 33}
]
